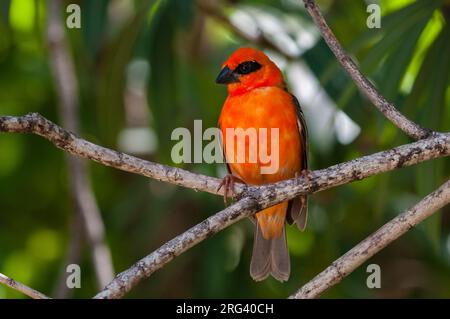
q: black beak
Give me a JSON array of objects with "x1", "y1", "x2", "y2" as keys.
[{"x1": 215, "y1": 66, "x2": 239, "y2": 84}]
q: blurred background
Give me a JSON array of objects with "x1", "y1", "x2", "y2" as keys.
[{"x1": 0, "y1": 0, "x2": 450, "y2": 298}]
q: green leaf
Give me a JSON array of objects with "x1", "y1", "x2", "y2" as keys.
[{"x1": 376, "y1": 19, "x2": 430, "y2": 100}]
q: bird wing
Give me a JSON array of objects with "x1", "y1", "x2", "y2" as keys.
[{"x1": 286, "y1": 93, "x2": 309, "y2": 231}]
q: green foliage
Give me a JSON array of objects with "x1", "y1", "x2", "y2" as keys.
[{"x1": 0, "y1": 0, "x2": 449, "y2": 298}]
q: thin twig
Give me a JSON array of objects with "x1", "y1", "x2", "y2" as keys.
[
  {"x1": 290, "y1": 179, "x2": 450, "y2": 299},
  {"x1": 47, "y1": 0, "x2": 114, "y2": 289},
  {"x1": 0, "y1": 273, "x2": 51, "y2": 299},
  {"x1": 302, "y1": 0, "x2": 431, "y2": 140}
]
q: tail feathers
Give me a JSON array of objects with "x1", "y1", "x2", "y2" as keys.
[
  {"x1": 287, "y1": 195, "x2": 308, "y2": 231},
  {"x1": 270, "y1": 226, "x2": 290, "y2": 281},
  {"x1": 250, "y1": 223, "x2": 290, "y2": 282},
  {"x1": 250, "y1": 223, "x2": 271, "y2": 281}
]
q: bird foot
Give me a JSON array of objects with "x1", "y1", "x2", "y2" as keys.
[
  {"x1": 296, "y1": 169, "x2": 313, "y2": 181},
  {"x1": 217, "y1": 174, "x2": 244, "y2": 206}
]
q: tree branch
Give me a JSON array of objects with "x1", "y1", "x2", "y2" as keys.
[
  {"x1": 302, "y1": 0, "x2": 431, "y2": 140},
  {"x1": 1, "y1": 113, "x2": 448, "y2": 201},
  {"x1": 290, "y1": 178, "x2": 450, "y2": 299},
  {"x1": 1, "y1": 112, "x2": 449, "y2": 298},
  {"x1": 0, "y1": 273, "x2": 50, "y2": 299},
  {"x1": 0, "y1": 113, "x2": 231, "y2": 196}
]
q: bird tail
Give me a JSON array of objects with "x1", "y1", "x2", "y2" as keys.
[{"x1": 250, "y1": 203, "x2": 290, "y2": 282}]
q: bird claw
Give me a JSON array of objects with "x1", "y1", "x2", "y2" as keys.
[
  {"x1": 300, "y1": 169, "x2": 313, "y2": 180},
  {"x1": 217, "y1": 174, "x2": 244, "y2": 206},
  {"x1": 296, "y1": 169, "x2": 313, "y2": 182}
]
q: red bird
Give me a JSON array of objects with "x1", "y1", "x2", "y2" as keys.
[{"x1": 216, "y1": 48, "x2": 309, "y2": 282}]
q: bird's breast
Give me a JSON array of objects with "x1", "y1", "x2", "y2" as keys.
[{"x1": 218, "y1": 86, "x2": 302, "y2": 185}]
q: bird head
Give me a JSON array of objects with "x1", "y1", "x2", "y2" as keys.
[{"x1": 216, "y1": 47, "x2": 285, "y2": 95}]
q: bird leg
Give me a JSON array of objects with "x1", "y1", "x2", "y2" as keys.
[
  {"x1": 296, "y1": 170, "x2": 312, "y2": 206},
  {"x1": 217, "y1": 174, "x2": 244, "y2": 206}
]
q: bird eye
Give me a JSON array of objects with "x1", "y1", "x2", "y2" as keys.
[{"x1": 235, "y1": 61, "x2": 262, "y2": 75}]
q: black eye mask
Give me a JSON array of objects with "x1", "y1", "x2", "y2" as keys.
[{"x1": 234, "y1": 61, "x2": 262, "y2": 75}]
